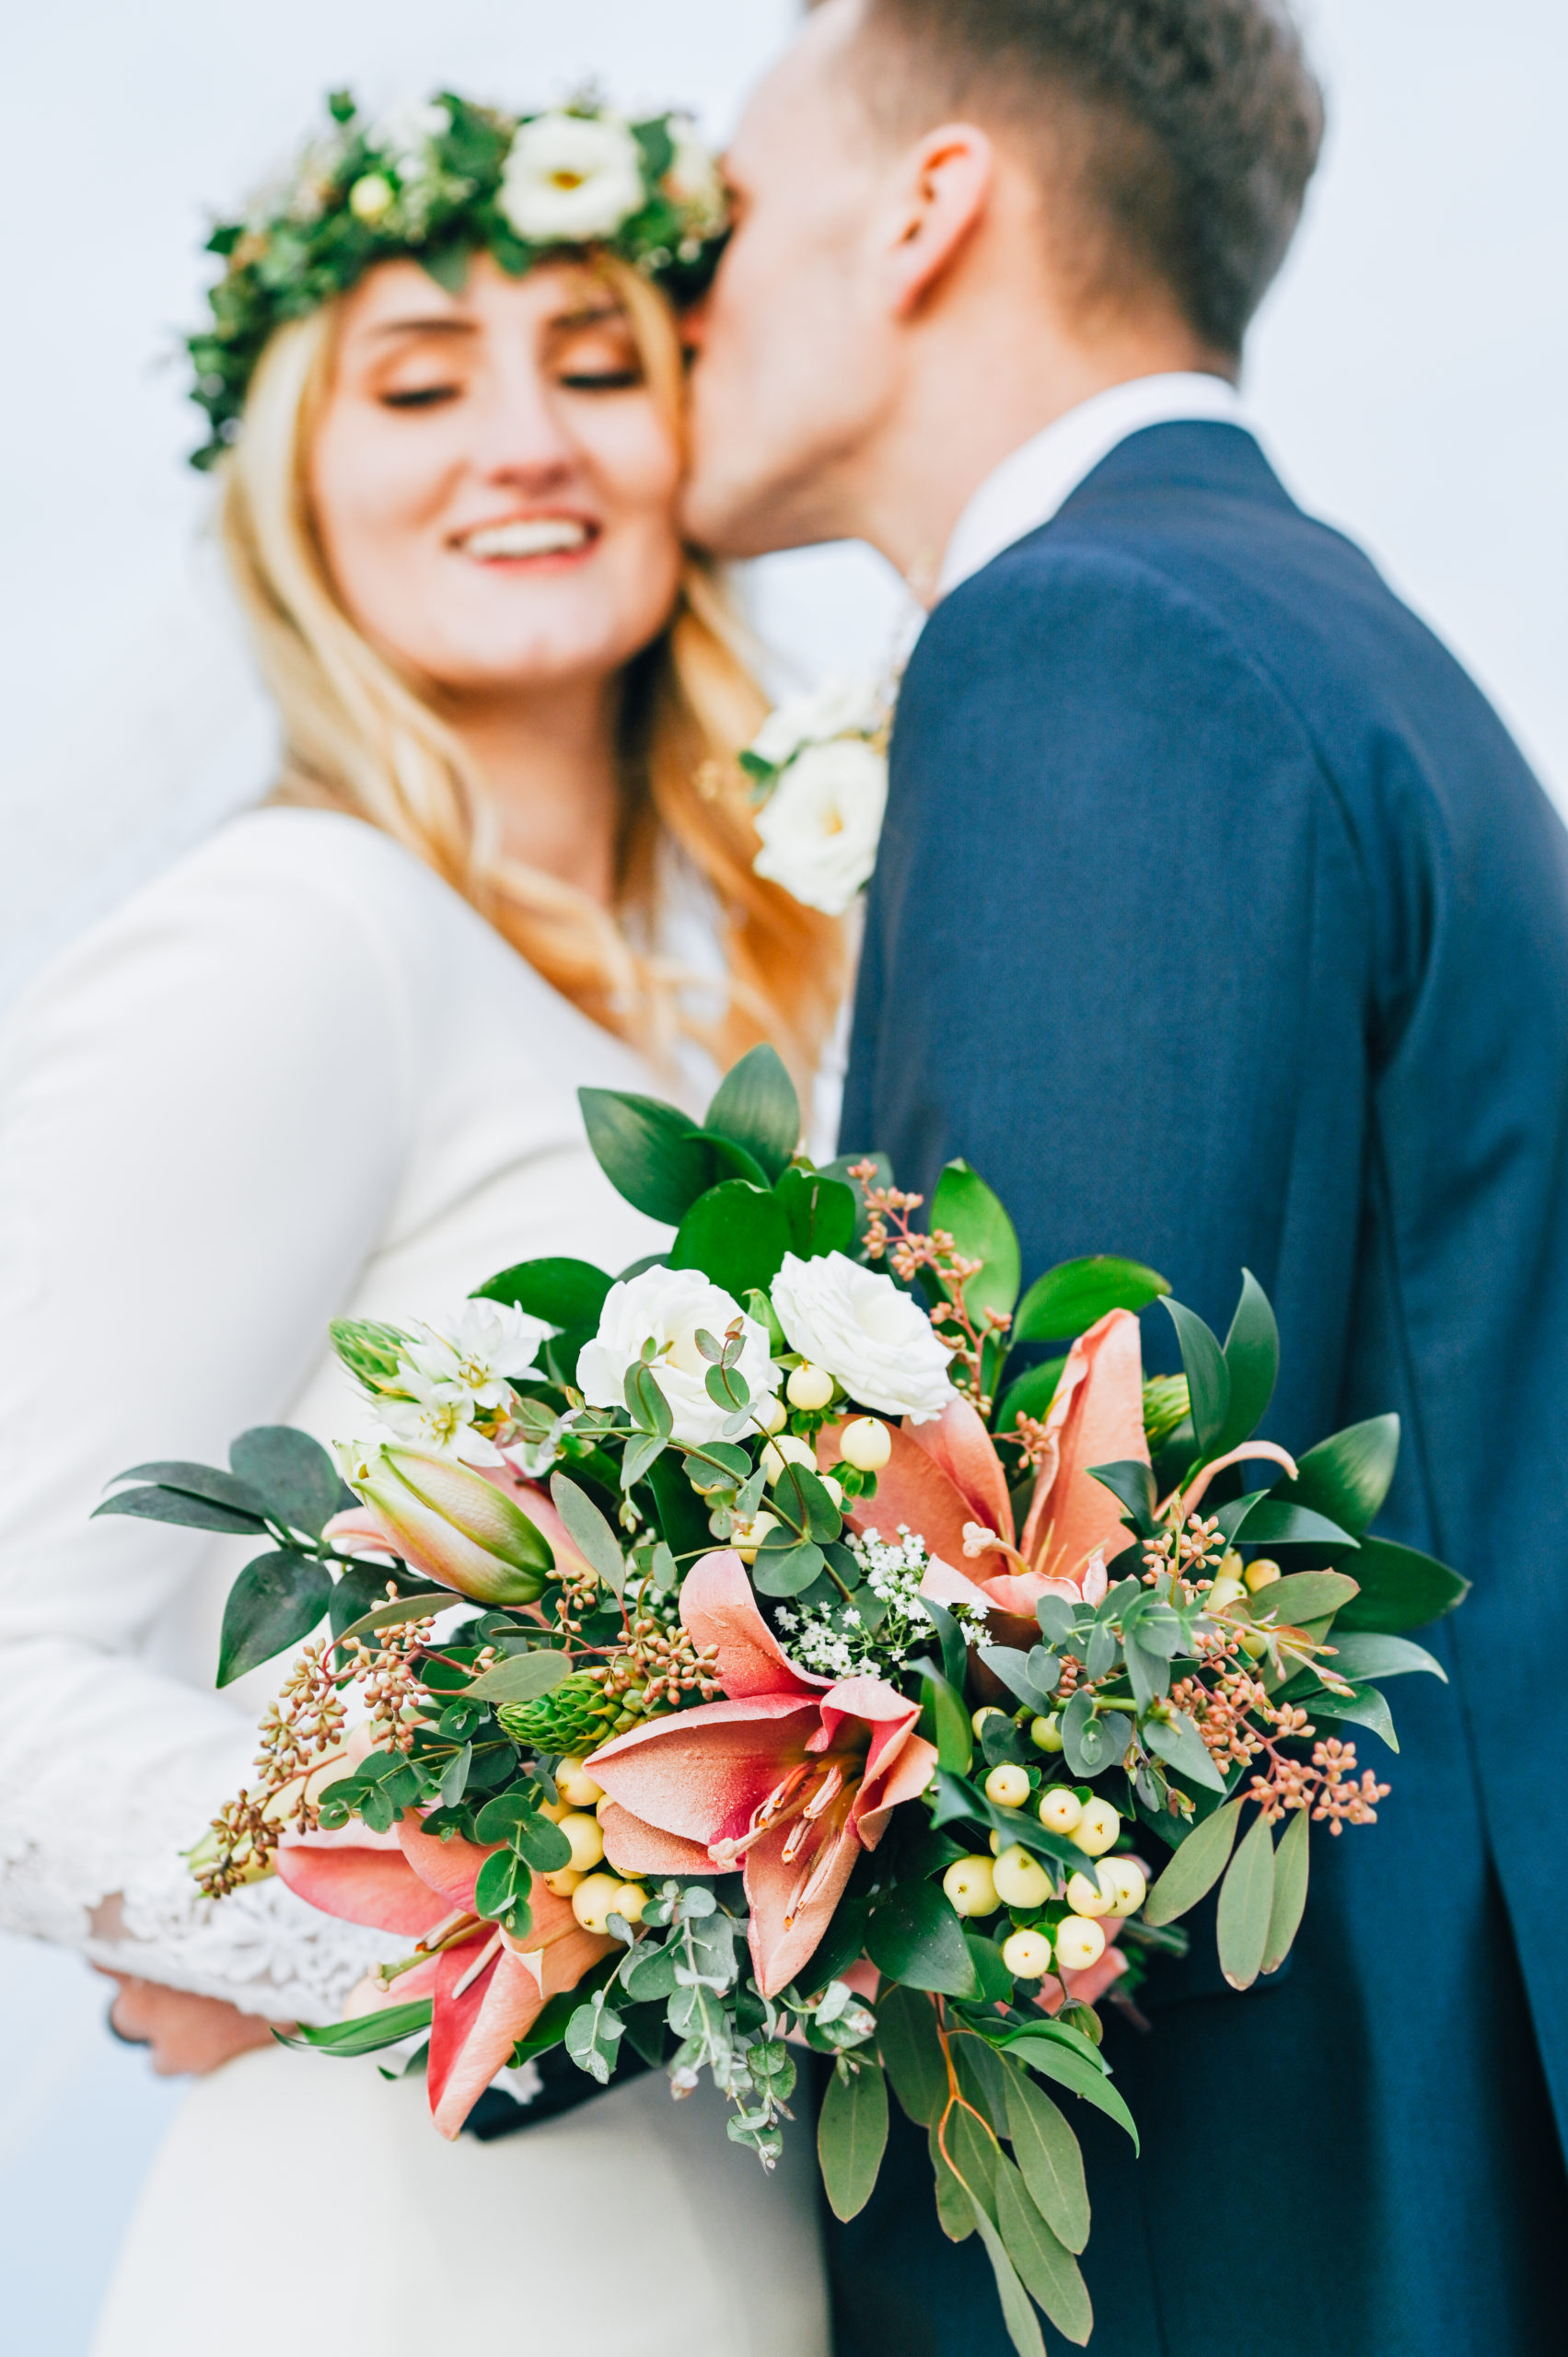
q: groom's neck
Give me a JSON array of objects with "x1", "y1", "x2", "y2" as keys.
[{"x1": 855, "y1": 302, "x2": 1216, "y2": 598}]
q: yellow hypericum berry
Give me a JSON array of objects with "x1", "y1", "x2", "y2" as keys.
[
  {"x1": 993, "y1": 1844, "x2": 1053, "y2": 1910},
  {"x1": 1240, "y1": 1628, "x2": 1272, "y2": 1659},
  {"x1": 349, "y1": 172, "x2": 395, "y2": 223},
  {"x1": 610, "y1": 1881, "x2": 649, "y2": 1924},
  {"x1": 1038, "y1": 1787, "x2": 1085, "y2": 1835},
  {"x1": 819, "y1": 1473, "x2": 844, "y2": 1508},
  {"x1": 538, "y1": 1794, "x2": 571, "y2": 1824},
  {"x1": 1002, "y1": 1928, "x2": 1054, "y2": 1980},
  {"x1": 571, "y1": 1872, "x2": 625, "y2": 1933},
  {"x1": 556, "y1": 1757, "x2": 604, "y2": 1808},
  {"x1": 972, "y1": 1705, "x2": 1005, "y2": 1738},
  {"x1": 1245, "y1": 1557, "x2": 1283, "y2": 1593},
  {"x1": 1030, "y1": 1713, "x2": 1064, "y2": 1753},
  {"x1": 942, "y1": 1855, "x2": 999, "y2": 1918},
  {"x1": 1070, "y1": 1798, "x2": 1121, "y2": 1857},
  {"x1": 1206, "y1": 1573, "x2": 1247, "y2": 1611},
  {"x1": 757, "y1": 1394, "x2": 789, "y2": 1436},
  {"x1": 1065, "y1": 1868, "x2": 1114, "y2": 1919},
  {"x1": 983, "y1": 1764, "x2": 1032, "y2": 1809},
  {"x1": 1054, "y1": 1915, "x2": 1108, "y2": 1971},
  {"x1": 839, "y1": 1417, "x2": 892, "y2": 1472},
  {"x1": 559, "y1": 1812, "x2": 605, "y2": 1872},
  {"x1": 786, "y1": 1363, "x2": 836, "y2": 1411},
  {"x1": 733, "y1": 1509, "x2": 780, "y2": 1564},
  {"x1": 1101, "y1": 1857, "x2": 1148, "y2": 1918},
  {"x1": 762, "y1": 1434, "x2": 816, "y2": 1485},
  {"x1": 542, "y1": 1866, "x2": 583, "y2": 1898}
]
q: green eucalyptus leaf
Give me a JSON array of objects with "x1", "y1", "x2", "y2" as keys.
[
  {"x1": 1013, "y1": 1257, "x2": 1169, "y2": 1345},
  {"x1": 1002, "y1": 2061, "x2": 1090, "y2": 2254},
  {"x1": 995, "y1": 2159, "x2": 1094, "y2": 2346},
  {"x1": 1260, "y1": 1804, "x2": 1310, "y2": 1975},
  {"x1": 818, "y1": 2061, "x2": 889, "y2": 2220},
  {"x1": 1327, "y1": 1632, "x2": 1446, "y2": 1683},
  {"x1": 94, "y1": 1481, "x2": 267, "y2": 1537},
  {"x1": 970, "y1": 2192, "x2": 1049, "y2": 2357},
  {"x1": 1241, "y1": 1569, "x2": 1361, "y2": 1624},
  {"x1": 1215, "y1": 1807, "x2": 1276, "y2": 1990},
  {"x1": 1310, "y1": 1682, "x2": 1400, "y2": 1751},
  {"x1": 1143, "y1": 1796, "x2": 1243, "y2": 1926},
  {"x1": 752, "y1": 1535, "x2": 827, "y2": 1597},
  {"x1": 1143, "y1": 1709, "x2": 1227, "y2": 1794},
  {"x1": 866, "y1": 1881, "x2": 980, "y2": 1997},
  {"x1": 877, "y1": 1985, "x2": 949, "y2": 2124},
  {"x1": 549, "y1": 1473, "x2": 625, "y2": 1596},
  {"x1": 1001, "y1": 2036, "x2": 1139, "y2": 2150},
  {"x1": 465, "y1": 1649, "x2": 572, "y2": 1704}
]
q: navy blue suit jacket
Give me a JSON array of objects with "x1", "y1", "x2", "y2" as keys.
[{"x1": 832, "y1": 423, "x2": 1568, "y2": 2355}]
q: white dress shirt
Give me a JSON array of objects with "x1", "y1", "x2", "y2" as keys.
[{"x1": 937, "y1": 369, "x2": 1250, "y2": 598}]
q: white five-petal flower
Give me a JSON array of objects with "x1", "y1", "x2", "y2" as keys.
[{"x1": 498, "y1": 112, "x2": 646, "y2": 243}]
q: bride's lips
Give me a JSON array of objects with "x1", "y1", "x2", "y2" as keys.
[{"x1": 453, "y1": 514, "x2": 600, "y2": 569}]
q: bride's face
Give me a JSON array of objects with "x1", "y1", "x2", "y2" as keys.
[{"x1": 308, "y1": 256, "x2": 684, "y2": 697}]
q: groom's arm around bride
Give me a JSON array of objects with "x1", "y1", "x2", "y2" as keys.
[{"x1": 684, "y1": 3, "x2": 1568, "y2": 2352}]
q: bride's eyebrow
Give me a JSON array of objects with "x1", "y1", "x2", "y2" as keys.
[{"x1": 365, "y1": 316, "x2": 478, "y2": 343}]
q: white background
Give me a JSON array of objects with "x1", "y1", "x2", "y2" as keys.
[{"x1": 3, "y1": 2, "x2": 1564, "y2": 2344}]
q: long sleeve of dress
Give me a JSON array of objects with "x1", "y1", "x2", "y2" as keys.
[{"x1": 0, "y1": 823, "x2": 423, "y2": 2020}]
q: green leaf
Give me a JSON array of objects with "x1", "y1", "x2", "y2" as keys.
[
  {"x1": 969, "y1": 2194, "x2": 1047, "y2": 2357},
  {"x1": 923, "y1": 1596, "x2": 970, "y2": 1697},
  {"x1": 1243, "y1": 1569, "x2": 1361, "y2": 1625},
  {"x1": 549, "y1": 1473, "x2": 625, "y2": 1596},
  {"x1": 1219, "y1": 1498, "x2": 1359, "y2": 1552},
  {"x1": 670, "y1": 1178, "x2": 791, "y2": 1298},
  {"x1": 929, "y1": 2122, "x2": 978, "y2": 2241},
  {"x1": 1086, "y1": 1458, "x2": 1157, "y2": 1536},
  {"x1": 773, "y1": 1459, "x2": 843, "y2": 1545},
  {"x1": 1271, "y1": 1415, "x2": 1400, "y2": 1537},
  {"x1": 978, "y1": 1646, "x2": 1060, "y2": 1716},
  {"x1": 1143, "y1": 1709, "x2": 1227, "y2": 1794},
  {"x1": 752, "y1": 1535, "x2": 827, "y2": 1596},
  {"x1": 565, "y1": 1991, "x2": 625, "y2": 2084},
  {"x1": 1000, "y1": 2036, "x2": 1139, "y2": 2151},
  {"x1": 1215, "y1": 1806, "x2": 1276, "y2": 1990},
  {"x1": 703, "y1": 1044, "x2": 800, "y2": 1182},
  {"x1": 996, "y1": 1357, "x2": 1066, "y2": 1433},
  {"x1": 1163, "y1": 1301, "x2": 1230, "y2": 1457},
  {"x1": 94, "y1": 1482, "x2": 267, "y2": 1537},
  {"x1": 229, "y1": 1427, "x2": 343, "y2": 1538},
  {"x1": 217, "y1": 1551, "x2": 331, "y2": 1686},
  {"x1": 1331, "y1": 1537, "x2": 1469, "y2": 1632},
  {"x1": 1327, "y1": 1632, "x2": 1446, "y2": 1683},
  {"x1": 866, "y1": 1881, "x2": 980, "y2": 1997},
  {"x1": 931, "y1": 1160, "x2": 1021, "y2": 1322},
  {"x1": 285, "y1": 1997, "x2": 432, "y2": 2056},
  {"x1": 474, "y1": 1848, "x2": 530, "y2": 1925},
  {"x1": 1014, "y1": 1257, "x2": 1169, "y2": 1345},
  {"x1": 996, "y1": 2160, "x2": 1094, "y2": 2346},
  {"x1": 1260, "y1": 1804, "x2": 1310, "y2": 1975},
  {"x1": 1311, "y1": 1682, "x2": 1400, "y2": 1751},
  {"x1": 331, "y1": 1593, "x2": 447, "y2": 1648},
  {"x1": 624, "y1": 1359, "x2": 675, "y2": 1440},
  {"x1": 578, "y1": 1086, "x2": 719, "y2": 1225},
  {"x1": 1217, "y1": 1271, "x2": 1278, "y2": 1451},
  {"x1": 818, "y1": 2060, "x2": 889, "y2": 2220},
  {"x1": 464, "y1": 1649, "x2": 571, "y2": 1704},
  {"x1": 774, "y1": 1167, "x2": 857, "y2": 1260},
  {"x1": 471, "y1": 1256, "x2": 612, "y2": 1331},
  {"x1": 1002, "y1": 2062, "x2": 1090, "y2": 2253},
  {"x1": 920, "y1": 1668, "x2": 975, "y2": 1775},
  {"x1": 877, "y1": 1985, "x2": 948, "y2": 2124},
  {"x1": 1143, "y1": 1796, "x2": 1243, "y2": 1925},
  {"x1": 1059, "y1": 1688, "x2": 1132, "y2": 1778}
]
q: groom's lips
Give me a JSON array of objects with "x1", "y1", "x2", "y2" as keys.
[{"x1": 452, "y1": 513, "x2": 601, "y2": 568}]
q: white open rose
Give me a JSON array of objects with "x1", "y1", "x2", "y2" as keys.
[
  {"x1": 577, "y1": 1266, "x2": 779, "y2": 1446},
  {"x1": 770, "y1": 1251, "x2": 957, "y2": 1422},
  {"x1": 752, "y1": 738, "x2": 888, "y2": 917},
  {"x1": 749, "y1": 674, "x2": 887, "y2": 771},
  {"x1": 498, "y1": 113, "x2": 646, "y2": 243}
]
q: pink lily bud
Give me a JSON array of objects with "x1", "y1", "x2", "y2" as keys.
[{"x1": 354, "y1": 1447, "x2": 552, "y2": 1605}]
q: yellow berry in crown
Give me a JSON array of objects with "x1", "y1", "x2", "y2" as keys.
[
  {"x1": 348, "y1": 172, "x2": 394, "y2": 224},
  {"x1": 943, "y1": 1855, "x2": 999, "y2": 1918},
  {"x1": 839, "y1": 1417, "x2": 892, "y2": 1472}
]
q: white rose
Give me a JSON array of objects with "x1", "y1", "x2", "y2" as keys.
[
  {"x1": 498, "y1": 113, "x2": 647, "y2": 243},
  {"x1": 577, "y1": 1266, "x2": 779, "y2": 1446},
  {"x1": 752, "y1": 738, "x2": 888, "y2": 916},
  {"x1": 749, "y1": 673, "x2": 886, "y2": 771},
  {"x1": 770, "y1": 1251, "x2": 957, "y2": 1423}
]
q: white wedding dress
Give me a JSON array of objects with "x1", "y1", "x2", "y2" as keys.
[{"x1": 0, "y1": 806, "x2": 829, "y2": 2357}]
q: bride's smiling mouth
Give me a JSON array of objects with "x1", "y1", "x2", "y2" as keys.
[{"x1": 454, "y1": 514, "x2": 600, "y2": 567}]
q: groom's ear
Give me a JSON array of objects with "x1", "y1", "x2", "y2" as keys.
[{"x1": 880, "y1": 124, "x2": 995, "y2": 319}]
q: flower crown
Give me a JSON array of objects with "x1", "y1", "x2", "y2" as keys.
[{"x1": 185, "y1": 88, "x2": 728, "y2": 470}]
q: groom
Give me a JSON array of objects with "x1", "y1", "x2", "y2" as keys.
[{"x1": 685, "y1": 3, "x2": 1568, "y2": 2352}]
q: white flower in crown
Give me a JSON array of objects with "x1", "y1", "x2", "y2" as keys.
[
  {"x1": 499, "y1": 111, "x2": 647, "y2": 243},
  {"x1": 371, "y1": 97, "x2": 452, "y2": 176},
  {"x1": 749, "y1": 673, "x2": 887, "y2": 772},
  {"x1": 577, "y1": 1266, "x2": 780, "y2": 1446},
  {"x1": 752, "y1": 737, "x2": 888, "y2": 916},
  {"x1": 663, "y1": 116, "x2": 726, "y2": 236},
  {"x1": 771, "y1": 1250, "x2": 958, "y2": 1423}
]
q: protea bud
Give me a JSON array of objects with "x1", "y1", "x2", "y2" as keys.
[
  {"x1": 351, "y1": 1447, "x2": 552, "y2": 1605},
  {"x1": 331, "y1": 1318, "x2": 413, "y2": 1395},
  {"x1": 498, "y1": 1670, "x2": 621, "y2": 1754}
]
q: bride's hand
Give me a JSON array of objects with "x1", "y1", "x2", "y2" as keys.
[{"x1": 97, "y1": 1968, "x2": 285, "y2": 2075}]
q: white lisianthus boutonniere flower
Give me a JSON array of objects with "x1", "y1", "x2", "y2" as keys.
[
  {"x1": 577, "y1": 1266, "x2": 780, "y2": 1446},
  {"x1": 499, "y1": 111, "x2": 646, "y2": 242},
  {"x1": 744, "y1": 674, "x2": 889, "y2": 917},
  {"x1": 770, "y1": 1249, "x2": 958, "y2": 1422},
  {"x1": 750, "y1": 674, "x2": 887, "y2": 771}
]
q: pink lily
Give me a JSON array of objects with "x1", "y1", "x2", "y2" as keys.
[
  {"x1": 586, "y1": 1551, "x2": 939, "y2": 1998},
  {"x1": 323, "y1": 1455, "x2": 581, "y2": 1607},
  {"x1": 819, "y1": 1309, "x2": 1151, "y2": 1622},
  {"x1": 275, "y1": 1816, "x2": 611, "y2": 2136}
]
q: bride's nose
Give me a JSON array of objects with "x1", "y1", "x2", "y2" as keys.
[{"x1": 466, "y1": 353, "x2": 579, "y2": 487}]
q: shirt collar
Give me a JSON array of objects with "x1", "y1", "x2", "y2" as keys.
[{"x1": 935, "y1": 371, "x2": 1249, "y2": 599}]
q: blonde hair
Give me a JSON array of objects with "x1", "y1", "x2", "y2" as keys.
[{"x1": 216, "y1": 253, "x2": 844, "y2": 1086}]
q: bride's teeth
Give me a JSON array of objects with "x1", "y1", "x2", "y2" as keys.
[{"x1": 464, "y1": 517, "x2": 589, "y2": 559}]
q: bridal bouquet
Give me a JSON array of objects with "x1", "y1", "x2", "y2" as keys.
[{"x1": 106, "y1": 1049, "x2": 1465, "y2": 2354}]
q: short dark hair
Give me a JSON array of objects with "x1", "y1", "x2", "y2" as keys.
[{"x1": 838, "y1": 0, "x2": 1324, "y2": 358}]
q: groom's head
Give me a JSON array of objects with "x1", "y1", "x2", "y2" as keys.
[{"x1": 684, "y1": 0, "x2": 1322, "y2": 562}]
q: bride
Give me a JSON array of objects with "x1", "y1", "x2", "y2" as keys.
[{"x1": 0, "y1": 91, "x2": 842, "y2": 2356}]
